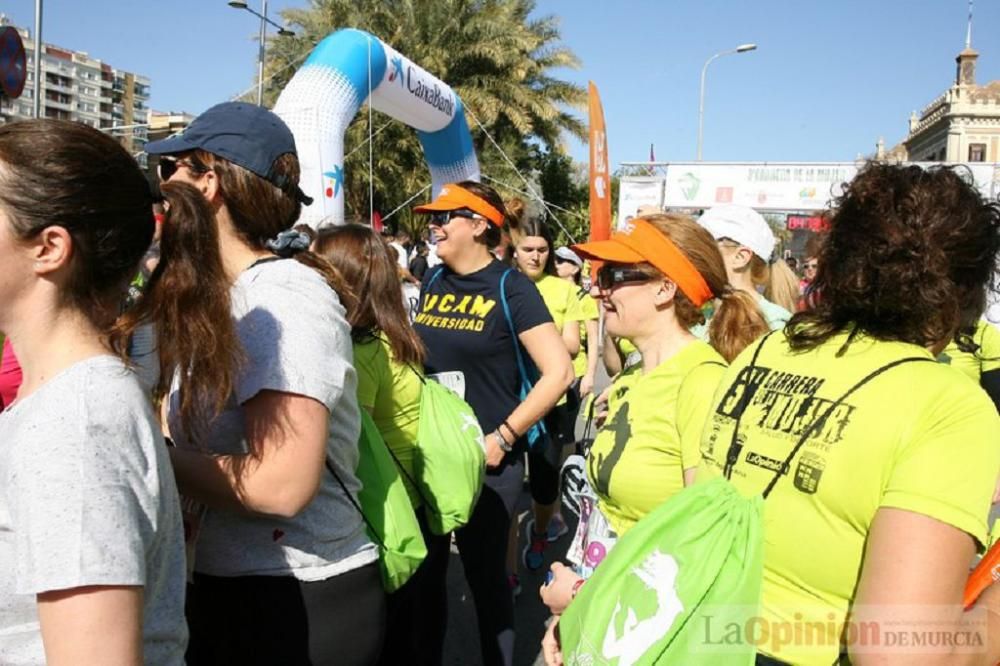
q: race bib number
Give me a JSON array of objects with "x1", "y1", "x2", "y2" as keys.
[
  {"x1": 567, "y1": 496, "x2": 618, "y2": 579},
  {"x1": 428, "y1": 371, "x2": 466, "y2": 400}
]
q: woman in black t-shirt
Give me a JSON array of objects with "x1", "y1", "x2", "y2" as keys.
[{"x1": 412, "y1": 181, "x2": 574, "y2": 666}]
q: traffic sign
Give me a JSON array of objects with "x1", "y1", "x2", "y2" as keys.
[{"x1": 0, "y1": 27, "x2": 27, "y2": 99}]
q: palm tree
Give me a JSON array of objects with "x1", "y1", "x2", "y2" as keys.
[{"x1": 261, "y1": 0, "x2": 586, "y2": 225}]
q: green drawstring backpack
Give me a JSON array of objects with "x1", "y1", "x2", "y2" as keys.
[
  {"x1": 411, "y1": 374, "x2": 486, "y2": 534},
  {"x1": 557, "y1": 332, "x2": 929, "y2": 665},
  {"x1": 326, "y1": 410, "x2": 427, "y2": 593}
]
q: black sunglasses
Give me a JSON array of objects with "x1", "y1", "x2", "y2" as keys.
[
  {"x1": 428, "y1": 209, "x2": 483, "y2": 226},
  {"x1": 595, "y1": 266, "x2": 655, "y2": 290},
  {"x1": 158, "y1": 156, "x2": 208, "y2": 182}
]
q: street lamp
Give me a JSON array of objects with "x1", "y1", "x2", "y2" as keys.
[
  {"x1": 697, "y1": 43, "x2": 757, "y2": 161},
  {"x1": 228, "y1": 0, "x2": 296, "y2": 106}
]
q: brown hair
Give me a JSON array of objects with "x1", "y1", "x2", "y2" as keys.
[
  {"x1": 0, "y1": 120, "x2": 240, "y2": 439},
  {"x1": 787, "y1": 163, "x2": 1000, "y2": 351},
  {"x1": 115, "y1": 181, "x2": 240, "y2": 440},
  {"x1": 642, "y1": 213, "x2": 769, "y2": 362},
  {"x1": 0, "y1": 120, "x2": 156, "y2": 330},
  {"x1": 313, "y1": 224, "x2": 425, "y2": 367},
  {"x1": 186, "y1": 149, "x2": 351, "y2": 300}
]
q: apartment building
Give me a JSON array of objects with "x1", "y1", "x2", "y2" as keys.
[{"x1": 0, "y1": 15, "x2": 151, "y2": 166}]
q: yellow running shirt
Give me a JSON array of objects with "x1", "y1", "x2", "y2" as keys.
[
  {"x1": 354, "y1": 336, "x2": 423, "y2": 507},
  {"x1": 534, "y1": 274, "x2": 584, "y2": 405},
  {"x1": 587, "y1": 340, "x2": 726, "y2": 536},
  {"x1": 572, "y1": 291, "x2": 599, "y2": 378},
  {"x1": 533, "y1": 273, "x2": 585, "y2": 333},
  {"x1": 697, "y1": 329, "x2": 1000, "y2": 665},
  {"x1": 938, "y1": 319, "x2": 1000, "y2": 382}
]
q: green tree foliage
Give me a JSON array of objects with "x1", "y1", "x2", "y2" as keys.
[{"x1": 261, "y1": 0, "x2": 586, "y2": 230}]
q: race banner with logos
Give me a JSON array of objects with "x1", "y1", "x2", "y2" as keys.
[
  {"x1": 626, "y1": 162, "x2": 1000, "y2": 214},
  {"x1": 661, "y1": 163, "x2": 857, "y2": 212}
]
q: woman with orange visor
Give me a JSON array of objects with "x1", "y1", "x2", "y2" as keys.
[
  {"x1": 412, "y1": 181, "x2": 574, "y2": 666},
  {"x1": 539, "y1": 214, "x2": 767, "y2": 626}
]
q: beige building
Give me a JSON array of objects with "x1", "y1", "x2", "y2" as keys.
[
  {"x1": 881, "y1": 38, "x2": 1000, "y2": 163},
  {"x1": 0, "y1": 15, "x2": 151, "y2": 165}
]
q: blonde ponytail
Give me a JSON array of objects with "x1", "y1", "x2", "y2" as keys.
[{"x1": 751, "y1": 257, "x2": 799, "y2": 312}]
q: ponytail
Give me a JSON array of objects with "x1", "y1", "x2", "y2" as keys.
[
  {"x1": 751, "y1": 256, "x2": 799, "y2": 312},
  {"x1": 112, "y1": 181, "x2": 241, "y2": 444},
  {"x1": 708, "y1": 286, "x2": 770, "y2": 362}
]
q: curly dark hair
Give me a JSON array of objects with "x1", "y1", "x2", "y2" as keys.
[{"x1": 787, "y1": 163, "x2": 1000, "y2": 352}]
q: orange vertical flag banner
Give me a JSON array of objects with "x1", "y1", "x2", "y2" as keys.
[
  {"x1": 588, "y1": 81, "x2": 611, "y2": 245},
  {"x1": 588, "y1": 82, "x2": 611, "y2": 281}
]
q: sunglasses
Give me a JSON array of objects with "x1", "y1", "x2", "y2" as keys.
[
  {"x1": 428, "y1": 209, "x2": 484, "y2": 226},
  {"x1": 158, "y1": 156, "x2": 208, "y2": 182},
  {"x1": 804, "y1": 262, "x2": 818, "y2": 270},
  {"x1": 595, "y1": 266, "x2": 655, "y2": 290},
  {"x1": 554, "y1": 257, "x2": 578, "y2": 266}
]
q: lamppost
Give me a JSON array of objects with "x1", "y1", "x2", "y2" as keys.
[
  {"x1": 227, "y1": 0, "x2": 295, "y2": 106},
  {"x1": 697, "y1": 43, "x2": 757, "y2": 161},
  {"x1": 33, "y1": 0, "x2": 42, "y2": 118}
]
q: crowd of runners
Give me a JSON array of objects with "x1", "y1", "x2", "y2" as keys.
[{"x1": 2, "y1": 101, "x2": 1000, "y2": 666}]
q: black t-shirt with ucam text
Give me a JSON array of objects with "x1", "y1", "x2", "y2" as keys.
[{"x1": 414, "y1": 260, "x2": 552, "y2": 457}]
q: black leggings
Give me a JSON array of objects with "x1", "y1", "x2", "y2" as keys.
[
  {"x1": 528, "y1": 387, "x2": 580, "y2": 505},
  {"x1": 454, "y1": 455, "x2": 525, "y2": 666},
  {"x1": 186, "y1": 562, "x2": 386, "y2": 666},
  {"x1": 377, "y1": 508, "x2": 451, "y2": 666}
]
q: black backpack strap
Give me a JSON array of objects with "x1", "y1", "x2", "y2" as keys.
[
  {"x1": 760, "y1": 356, "x2": 933, "y2": 499},
  {"x1": 324, "y1": 458, "x2": 385, "y2": 549},
  {"x1": 723, "y1": 331, "x2": 777, "y2": 479}
]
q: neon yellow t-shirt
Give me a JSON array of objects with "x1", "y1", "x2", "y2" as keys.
[
  {"x1": 354, "y1": 336, "x2": 423, "y2": 507},
  {"x1": 534, "y1": 274, "x2": 584, "y2": 405},
  {"x1": 534, "y1": 273, "x2": 585, "y2": 333},
  {"x1": 697, "y1": 329, "x2": 1000, "y2": 666},
  {"x1": 572, "y1": 291, "x2": 600, "y2": 378},
  {"x1": 938, "y1": 319, "x2": 1000, "y2": 382},
  {"x1": 586, "y1": 340, "x2": 726, "y2": 536}
]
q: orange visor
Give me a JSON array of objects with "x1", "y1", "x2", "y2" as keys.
[
  {"x1": 573, "y1": 218, "x2": 714, "y2": 307},
  {"x1": 413, "y1": 183, "x2": 505, "y2": 227}
]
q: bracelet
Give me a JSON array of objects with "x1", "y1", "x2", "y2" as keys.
[
  {"x1": 501, "y1": 419, "x2": 519, "y2": 441},
  {"x1": 571, "y1": 578, "x2": 585, "y2": 599},
  {"x1": 493, "y1": 428, "x2": 513, "y2": 453}
]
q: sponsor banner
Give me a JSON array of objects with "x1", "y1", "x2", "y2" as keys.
[
  {"x1": 372, "y1": 43, "x2": 455, "y2": 133},
  {"x1": 617, "y1": 178, "x2": 664, "y2": 226},
  {"x1": 661, "y1": 163, "x2": 857, "y2": 212},
  {"x1": 630, "y1": 162, "x2": 1000, "y2": 214}
]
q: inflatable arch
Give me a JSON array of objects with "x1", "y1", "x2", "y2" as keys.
[{"x1": 274, "y1": 28, "x2": 480, "y2": 228}]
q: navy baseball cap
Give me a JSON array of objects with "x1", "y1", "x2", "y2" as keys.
[{"x1": 146, "y1": 101, "x2": 312, "y2": 205}]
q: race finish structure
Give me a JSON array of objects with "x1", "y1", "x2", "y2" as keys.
[{"x1": 275, "y1": 28, "x2": 480, "y2": 228}]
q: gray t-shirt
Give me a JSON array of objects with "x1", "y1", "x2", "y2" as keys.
[
  {"x1": 0, "y1": 356, "x2": 187, "y2": 666},
  {"x1": 167, "y1": 258, "x2": 376, "y2": 580}
]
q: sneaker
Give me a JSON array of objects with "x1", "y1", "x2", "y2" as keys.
[
  {"x1": 522, "y1": 530, "x2": 548, "y2": 571},
  {"x1": 526, "y1": 514, "x2": 570, "y2": 544},
  {"x1": 507, "y1": 573, "x2": 522, "y2": 598}
]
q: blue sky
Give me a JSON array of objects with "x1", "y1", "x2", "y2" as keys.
[{"x1": 2, "y1": 1, "x2": 996, "y2": 167}]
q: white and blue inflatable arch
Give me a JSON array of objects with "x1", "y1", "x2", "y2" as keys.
[{"x1": 274, "y1": 28, "x2": 480, "y2": 228}]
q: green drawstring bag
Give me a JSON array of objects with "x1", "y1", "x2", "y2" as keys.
[
  {"x1": 327, "y1": 410, "x2": 426, "y2": 593},
  {"x1": 557, "y1": 333, "x2": 930, "y2": 665},
  {"x1": 413, "y1": 376, "x2": 486, "y2": 535},
  {"x1": 558, "y1": 477, "x2": 764, "y2": 665}
]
